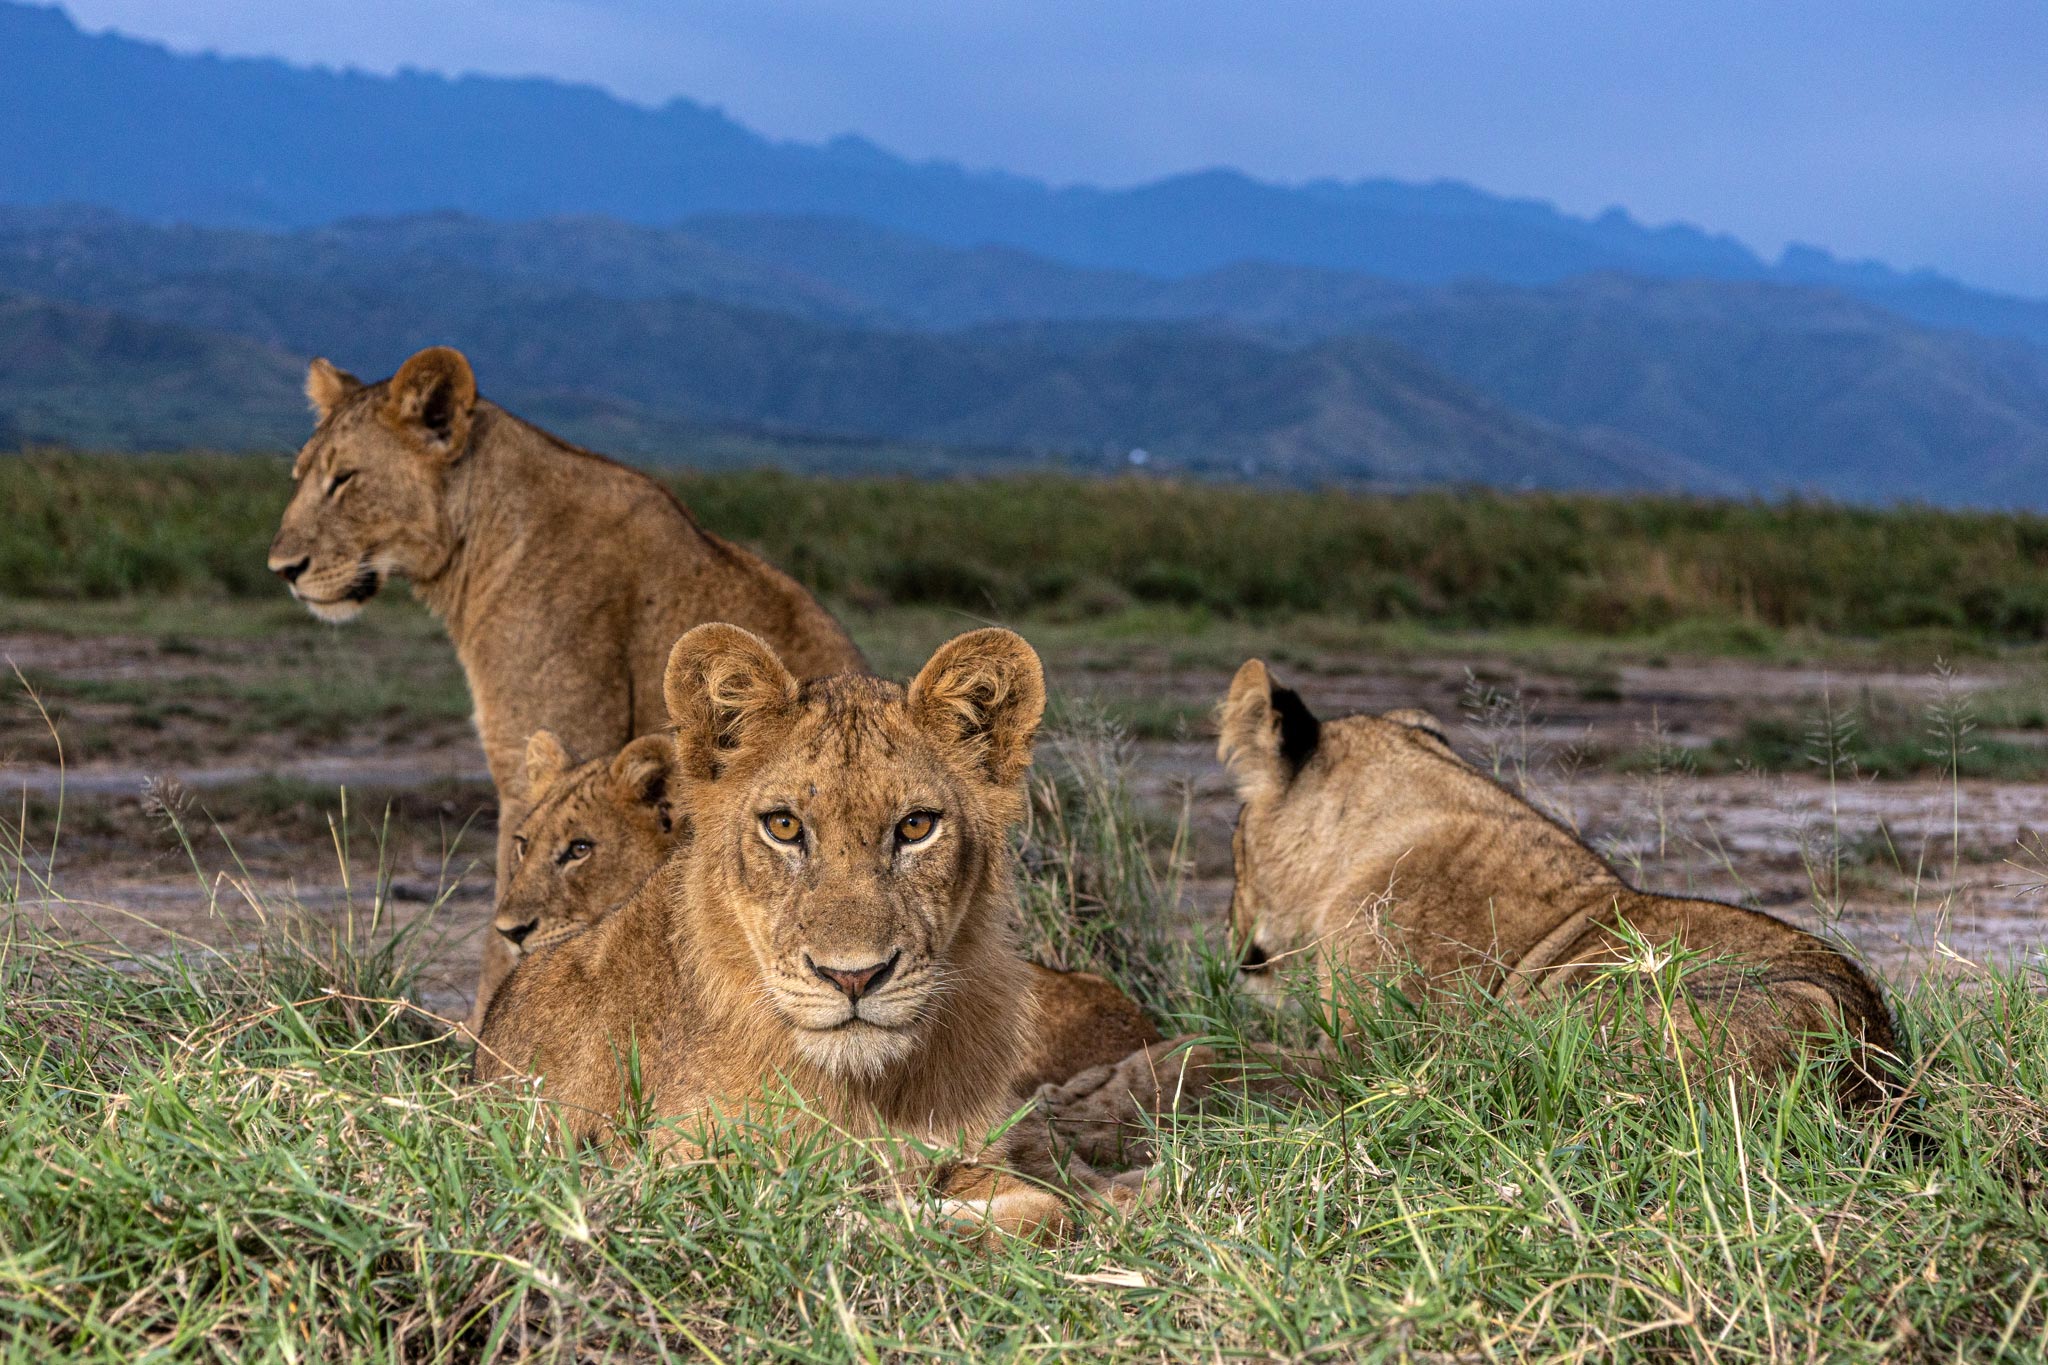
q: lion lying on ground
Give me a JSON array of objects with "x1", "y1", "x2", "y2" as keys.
[
  {"x1": 476, "y1": 624, "x2": 1140, "y2": 1236},
  {"x1": 1038, "y1": 659, "x2": 1899, "y2": 1164},
  {"x1": 265, "y1": 347, "x2": 864, "y2": 1022},
  {"x1": 492, "y1": 727, "x2": 1161, "y2": 1092}
]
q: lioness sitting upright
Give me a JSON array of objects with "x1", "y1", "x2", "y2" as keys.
[
  {"x1": 1041, "y1": 661, "x2": 1898, "y2": 1163},
  {"x1": 265, "y1": 346, "x2": 864, "y2": 1020},
  {"x1": 477, "y1": 625, "x2": 1130, "y2": 1235},
  {"x1": 491, "y1": 727, "x2": 1160, "y2": 1094}
]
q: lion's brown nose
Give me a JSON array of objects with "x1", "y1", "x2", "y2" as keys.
[
  {"x1": 808, "y1": 951, "x2": 899, "y2": 1001},
  {"x1": 272, "y1": 555, "x2": 310, "y2": 584}
]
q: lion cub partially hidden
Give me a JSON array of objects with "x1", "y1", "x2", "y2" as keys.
[
  {"x1": 491, "y1": 726, "x2": 1160, "y2": 1094},
  {"x1": 490, "y1": 732, "x2": 684, "y2": 962},
  {"x1": 477, "y1": 624, "x2": 1135, "y2": 1235},
  {"x1": 1039, "y1": 660, "x2": 1898, "y2": 1167}
]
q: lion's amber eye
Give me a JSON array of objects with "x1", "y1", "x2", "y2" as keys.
[
  {"x1": 896, "y1": 812, "x2": 937, "y2": 845},
  {"x1": 762, "y1": 811, "x2": 804, "y2": 845},
  {"x1": 512, "y1": 836, "x2": 528, "y2": 862}
]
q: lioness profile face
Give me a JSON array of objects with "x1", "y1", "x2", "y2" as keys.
[
  {"x1": 494, "y1": 731, "x2": 683, "y2": 959},
  {"x1": 1216, "y1": 658, "x2": 1456, "y2": 1007},
  {"x1": 267, "y1": 348, "x2": 478, "y2": 622},
  {"x1": 665, "y1": 623, "x2": 1043, "y2": 1080}
]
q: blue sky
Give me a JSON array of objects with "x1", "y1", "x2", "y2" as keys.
[{"x1": 57, "y1": 0, "x2": 2048, "y2": 296}]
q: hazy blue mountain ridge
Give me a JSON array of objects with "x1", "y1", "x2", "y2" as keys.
[
  {"x1": 7, "y1": 1, "x2": 2048, "y2": 501},
  {"x1": 4, "y1": 1, "x2": 2045, "y2": 347},
  {"x1": 0, "y1": 235, "x2": 1715, "y2": 492},
  {"x1": 5, "y1": 206, "x2": 2048, "y2": 501}
]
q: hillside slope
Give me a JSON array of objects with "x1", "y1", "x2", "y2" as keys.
[
  {"x1": 0, "y1": 267, "x2": 1707, "y2": 490},
  {"x1": 1364, "y1": 277, "x2": 2048, "y2": 504},
  {"x1": 8, "y1": 209, "x2": 2046, "y2": 501},
  {"x1": 0, "y1": 290, "x2": 305, "y2": 449}
]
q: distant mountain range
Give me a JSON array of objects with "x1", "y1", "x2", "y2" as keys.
[
  {"x1": 0, "y1": 223, "x2": 1717, "y2": 492},
  {"x1": 4, "y1": 0, "x2": 2048, "y2": 503},
  {"x1": 4, "y1": 0, "x2": 2046, "y2": 350},
  {"x1": 8, "y1": 206, "x2": 2048, "y2": 502}
]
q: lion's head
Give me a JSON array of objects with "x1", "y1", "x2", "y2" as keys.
[
  {"x1": 267, "y1": 347, "x2": 479, "y2": 622},
  {"x1": 494, "y1": 731, "x2": 684, "y2": 960},
  {"x1": 665, "y1": 623, "x2": 1043, "y2": 1081},
  {"x1": 1216, "y1": 657, "x2": 1458, "y2": 1007}
]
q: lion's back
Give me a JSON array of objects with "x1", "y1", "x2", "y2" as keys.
[{"x1": 1272, "y1": 716, "x2": 1898, "y2": 1097}]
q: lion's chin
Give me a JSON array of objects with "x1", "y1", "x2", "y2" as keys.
[
  {"x1": 792, "y1": 1020, "x2": 918, "y2": 1081},
  {"x1": 294, "y1": 564, "x2": 383, "y2": 623},
  {"x1": 299, "y1": 594, "x2": 369, "y2": 624}
]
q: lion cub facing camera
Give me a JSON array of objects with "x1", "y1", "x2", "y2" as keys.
[
  {"x1": 488, "y1": 728, "x2": 1160, "y2": 1097},
  {"x1": 476, "y1": 623, "x2": 1135, "y2": 1235}
]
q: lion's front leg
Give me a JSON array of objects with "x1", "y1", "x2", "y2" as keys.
[{"x1": 928, "y1": 1157, "x2": 1152, "y2": 1243}]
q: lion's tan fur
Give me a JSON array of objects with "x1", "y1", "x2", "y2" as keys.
[
  {"x1": 491, "y1": 731, "x2": 683, "y2": 959},
  {"x1": 1015, "y1": 965, "x2": 1161, "y2": 1094},
  {"x1": 267, "y1": 348, "x2": 864, "y2": 1020},
  {"x1": 1035, "y1": 659, "x2": 1899, "y2": 1168},
  {"x1": 1214, "y1": 659, "x2": 1897, "y2": 1097},
  {"x1": 488, "y1": 730, "x2": 1160, "y2": 1096},
  {"x1": 476, "y1": 626, "x2": 1135, "y2": 1235}
]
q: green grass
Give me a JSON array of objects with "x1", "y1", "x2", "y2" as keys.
[
  {"x1": 13, "y1": 452, "x2": 2048, "y2": 650},
  {"x1": 6, "y1": 455, "x2": 2048, "y2": 1358},
  {"x1": 1607, "y1": 683, "x2": 2048, "y2": 783},
  {"x1": 0, "y1": 598, "x2": 472, "y2": 760},
  {"x1": 2, "y1": 723, "x2": 2045, "y2": 1362},
  {"x1": 2, "y1": 897, "x2": 2043, "y2": 1359},
  {"x1": 1700, "y1": 715, "x2": 2048, "y2": 782}
]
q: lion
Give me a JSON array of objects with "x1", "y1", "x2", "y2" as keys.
[
  {"x1": 491, "y1": 727, "x2": 1161, "y2": 1095},
  {"x1": 491, "y1": 731, "x2": 685, "y2": 961},
  {"x1": 1037, "y1": 659, "x2": 1898, "y2": 1166},
  {"x1": 476, "y1": 624, "x2": 1141, "y2": 1237},
  {"x1": 265, "y1": 346, "x2": 865, "y2": 1022}
]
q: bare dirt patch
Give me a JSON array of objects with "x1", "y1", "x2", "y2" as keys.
[{"x1": 6, "y1": 609, "x2": 2043, "y2": 1020}]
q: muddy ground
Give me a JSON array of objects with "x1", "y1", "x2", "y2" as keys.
[{"x1": 4, "y1": 601, "x2": 2044, "y2": 1020}]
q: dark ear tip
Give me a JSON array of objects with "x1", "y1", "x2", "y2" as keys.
[{"x1": 1270, "y1": 683, "x2": 1321, "y2": 775}]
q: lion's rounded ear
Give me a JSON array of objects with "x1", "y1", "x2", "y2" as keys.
[
  {"x1": 383, "y1": 346, "x2": 477, "y2": 461},
  {"x1": 908, "y1": 628, "x2": 1045, "y2": 786},
  {"x1": 1217, "y1": 658, "x2": 1320, "y2": 798},
  {"x1": 525, "y1": 729, "x2": 574, "y2": 797},
  {"x1": 305, "y1": 357, "x2": 362, "y2": 420},
  {"x1": 611, "y1": 732, "x2": 679, "y2": 809},
  {"x1": 664, "y1": 624, "x2": 800, "y2": 782}
]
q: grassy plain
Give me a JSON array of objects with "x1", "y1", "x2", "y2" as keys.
[
  {"x1": 2, "y1": 454, "x2": 2046, "y2": 1360},
  {"x1": 3, "y1": 734, "x2": 2044, "y2": 1361}
]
